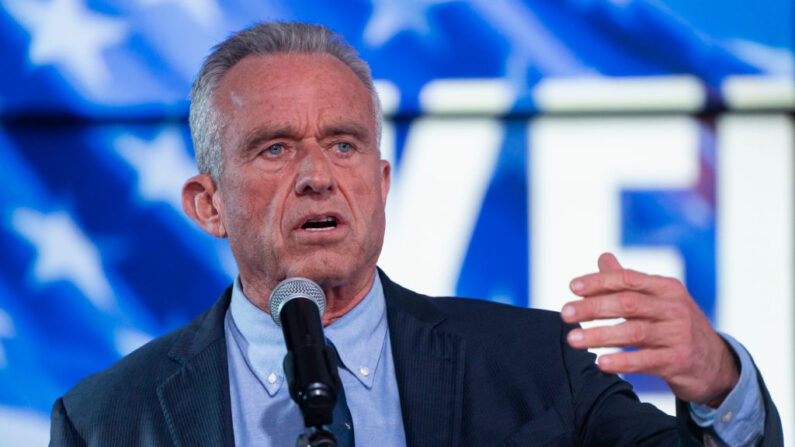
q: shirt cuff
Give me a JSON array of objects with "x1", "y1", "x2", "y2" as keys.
[{"x1": 689, "y1": 333, "x2": 765, "y2": 446}]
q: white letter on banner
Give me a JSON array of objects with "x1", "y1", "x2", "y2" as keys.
[
  {"x1": 380, "y1": 117, "x2": 502, "y2": 297},
  {"x1": 717, "y1": 114, "x2": 794, "y2": 445}
]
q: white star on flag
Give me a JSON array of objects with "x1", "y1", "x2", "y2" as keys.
[
  {"x1": 138, "y1": 0, "x2": 221, "y2": 28},
  {"x1": 3, "y1": 0, "x2": 127, "y2": 89},
  {"x1": 114, "y1": 327, "x2": 154, "y2": 356},
  {"x1": 363, "y1": 0, "x2": 455, "y2": 47},
  {"x1": 114, "y1": 128, "x2": 198, "y2": 211},
  {"x1": 12, "y1": 209, "x2": 114, "y2": 311},
  {"x1": 468, "y1": 0, "x2": 587, "y2": 81}
]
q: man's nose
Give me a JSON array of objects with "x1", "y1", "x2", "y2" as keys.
[{"x1": 295, "y1": 146, "x2": 336, "y2": 195}]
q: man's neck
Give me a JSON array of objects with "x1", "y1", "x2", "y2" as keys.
[{"x1": 238, "y1": 267, "x2": 378, "y2": 327}]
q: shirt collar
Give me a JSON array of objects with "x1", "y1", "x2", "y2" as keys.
[
  {"x1": 324, "y1": 272, "x2": 387, "y2": 389},
  {"x1": 227, "y1": 276, "x2": 286, "y2": 396},
  {"x1": 227, "y1": 271, "x2": 388, "y2": 395}
]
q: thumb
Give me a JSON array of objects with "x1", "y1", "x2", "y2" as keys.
[{"x1": 598, "y1": 252, "x2": 623, "y2": 272}]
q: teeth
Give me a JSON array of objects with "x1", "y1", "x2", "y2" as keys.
[{"x1": 301, "y1": 216, "x2": 338, "y2": 231}]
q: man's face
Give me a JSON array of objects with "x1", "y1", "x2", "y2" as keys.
[{"x1": 212, "y1": 53, "x2": 390, "y2": 291}]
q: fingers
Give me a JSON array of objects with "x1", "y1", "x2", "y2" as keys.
[
  {"x1": 597, "y1": 252, "x2": 622, "y2": 272},
  {"x1": 561, "y1": 291, "x2": 668, "y2": 323},
  {"x1": 595, "y1": 349, "x2": 671, "y2": 376},
  {"x1": 562, "y1": 254, "x2": 735, "y2": 403},
  {"x1": 566, "y1": 253, "x2": 689, "y2": 322},
  {"x1": 570, "y1": 268, "x2": 679, "y2": 297},
  {"x1": 566, "y1": 320, "x2": 672, "y2": 350}
]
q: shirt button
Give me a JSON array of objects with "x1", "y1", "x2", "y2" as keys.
[
  {"x1": 359, "y1": 366, "x2": 370, "y2": 376},
  {"x1": 722, "y1": 411, "x2": 733, "y2": 423},
  {"x1": 344, "y1": 422, "x2": 352, "y2": 430},
  {"x1": 267, "y1": 373, "x2": 277, "y2": 384}
]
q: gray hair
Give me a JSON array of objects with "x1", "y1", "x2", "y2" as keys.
[{"x1": 189, "y1": 21, "x2": 382, "y2": 181}]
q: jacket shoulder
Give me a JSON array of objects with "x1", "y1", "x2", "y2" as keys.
[
  {"x1": 434, "y1": 295, "x2": 567, "y2": 345},
  {"x1": 63, "y1": 326, "x2": 183, "y2": 404},
  {"x1": 57, "y1": 288, "x2": 232, "y2": 434},
  {"x1": 380, "y1": 269, "x2": 566, "y2": 343}
]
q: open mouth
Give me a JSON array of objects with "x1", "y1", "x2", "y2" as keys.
[{"x1": 300, "y1": 216, "x2": 338, "y2": 232}]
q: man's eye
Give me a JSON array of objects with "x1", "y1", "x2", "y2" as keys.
[
  {"x1": 335, "y1": 142, "x2": 352, "y2": 153},
  {"x1": 265, "y1": 144, "x2": 284, "y2": 155}
]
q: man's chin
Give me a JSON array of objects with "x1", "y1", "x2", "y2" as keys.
[{"x1": 282, "y1": 260, "x2": 364, "y2": 289}]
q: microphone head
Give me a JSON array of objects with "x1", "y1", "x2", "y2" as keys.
[{"x1": 268, "y1": 277, "x2": 326, "y2": 327}]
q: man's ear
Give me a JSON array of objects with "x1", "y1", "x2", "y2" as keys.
[
  {"x1": 182, "y1": 174, "x2": 227, "y2": 238},
  {"x1": 380, "y1": 159, "x2": 391, "y2": 203}
]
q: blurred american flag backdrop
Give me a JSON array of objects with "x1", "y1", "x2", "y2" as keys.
[{"x1": 0, "y1": 0, "x2": 792, "y2": 444}]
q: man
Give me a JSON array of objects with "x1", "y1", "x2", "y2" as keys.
[{"x1": 50, "y1": 21, "x2": 782, "y2": 446}]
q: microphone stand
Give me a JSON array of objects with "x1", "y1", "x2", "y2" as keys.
[
  {"x1": 287, "y1": 343, "x2": 342, "y2": 447},
  {"x1": 278, "y1": 298, "x2": 343, "y2": 447}
]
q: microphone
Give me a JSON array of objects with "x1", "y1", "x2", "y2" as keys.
[{"x1": 269, "y1": 278, "x2": 341, "y2": 428}]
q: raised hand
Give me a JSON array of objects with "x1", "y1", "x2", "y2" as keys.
[{"x1": 562, "y1": 253, "x2": 739, "y2": 407}]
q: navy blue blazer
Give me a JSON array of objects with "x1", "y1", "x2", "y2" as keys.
[{"x1": 50, "y1": 271, "x2": 783, "y2": 446}]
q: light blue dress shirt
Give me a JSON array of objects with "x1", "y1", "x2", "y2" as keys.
[
  {"x1": 225, "y1": 273, "x2": 407, "y2": 446},
  {"x1": 225, "y1": 273, "x2": 764, "y2": 446},
  {"x1": 690, "y1": 334, "x2": 765, "y2": 446}
]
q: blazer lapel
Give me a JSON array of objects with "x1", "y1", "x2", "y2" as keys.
[
  {"x1": 380, "y1": 270, "x2": 465, "y2": 447},
  {"x1": 157, "y1": 288, "x2": 236, "y2": 447}
]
